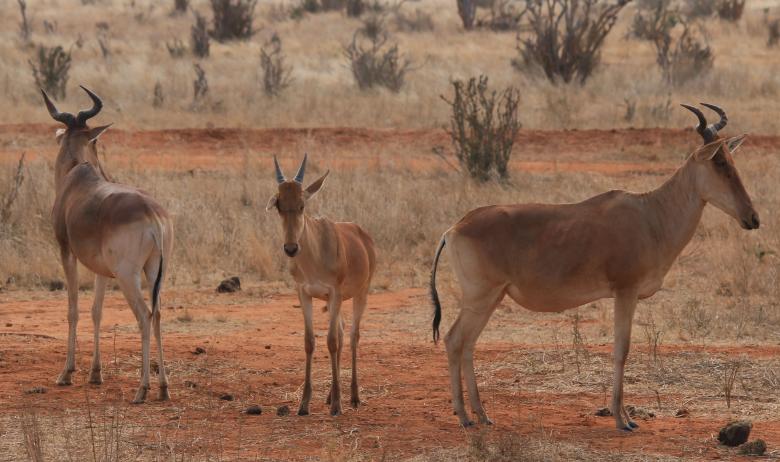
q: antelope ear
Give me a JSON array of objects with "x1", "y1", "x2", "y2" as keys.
[
  {"x1": 265, "y1": 193, "x2": 278, "y2": 212},
  {"x1": 304, "y1": 170, "x2": 330, "y2": 200},
  {"x1": 693, "y1": 139, "x2": 726, "y2": 161},
  {"x1": 726, "y1": 134, "x2": 747, "y2": 154},
  {"x1": 87, "y1": 123, "x2": 112, "y2": 143},
  {"x1": 55, "y1": 128, "x2": 66, "y2": 145}
]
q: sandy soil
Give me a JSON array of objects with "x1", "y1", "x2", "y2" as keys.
[{"x1": 1, "y1": 286, "x2": 779, "y2": 461}]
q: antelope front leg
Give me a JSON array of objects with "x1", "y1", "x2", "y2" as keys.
[
  {"x1": 350, "y1": 292, "x2": 367, "y2": 408},
  {"x1": 88, "y1": 275, "x2": 107, "y2": 385},
  {"x1": 298, "y1": 289, "x2": 315, "y2": 416},
  {"x1": 612, "y1": 288, "x2": 638, "y2": 431},
  {"x1": 57, "y1": 250, "x2": 79, "y2": 386},
  {"x1": 326, "y1": 290, "x2": 343, "y2": 416}
]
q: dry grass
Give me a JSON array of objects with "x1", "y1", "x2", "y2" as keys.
[{"x1": 0, "y1": 1, "x2": 779, "y2": 133}]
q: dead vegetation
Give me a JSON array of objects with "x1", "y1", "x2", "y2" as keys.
[
  {"x1": 514, "y1": 0, "x2": 629, "y2": 84},
  {"x1": 209, "y1": 0, "x2": 257, "y2": 42},
  {"x1": 29, "y1": 45, "x2": 71, "y2": 100},
  {"x1": 442, "y1": 75, "x2": 520, "y2": 182},
  {"x1": 344, "y1": 17, "x2": 412, "y2": 92},
  {"x1": 260, "y1": 33, "x2": 293, "y2": 97}
]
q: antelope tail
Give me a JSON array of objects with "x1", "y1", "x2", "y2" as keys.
[
  {"x1": 151, "y1": 224, "x2": 165, "y2": 317},
  {"x1": 430, "y1": 234, "x2": 446, "y2": 344}
]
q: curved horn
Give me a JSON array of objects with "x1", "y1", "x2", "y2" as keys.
[
  {"x1": 680, "y1": 103, "x2": 715, "y2": 142},
  {"x1": 40, "y1": 89, "x2": 77, "y2": 127},
  {"x1": 701, "y1": 102, "x2": 727, "y2": 133},
  {"x1": 273, "y1": 155, "x2": 285, "y2": 184},
  {"x1": 76, "y1": 86, "x2": 103, "y2": 126},
  {"x1": 294, "y1": 153, "x2": 308, "y2": 184}
]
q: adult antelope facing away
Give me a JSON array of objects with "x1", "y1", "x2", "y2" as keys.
[
  {"x1": 43, "y1": 87, "x2": 173, "y2": 404},
  {"x1": 267, "y1": 155, "x2": 376, "y2": 416},
  {"x1": 430, "y1": 104, "x2": 759, "y2": 430}
]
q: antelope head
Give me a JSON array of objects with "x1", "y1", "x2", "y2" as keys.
[
  {"x1": 682, "y1": 103, "x2": 759, "y2": 230},
  {"x1": 41, "y1": 85, "x2": 112, "y2": 187},
  {"x1": 266, "y1": 154, "x2": 330, "y2": 257}
]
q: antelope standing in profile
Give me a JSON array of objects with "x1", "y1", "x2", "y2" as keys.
[
  {"x1": 266, "y1": 155, "x2": 376, "y2": 416},
  {"x1": 42, "y1": 87, "x2": 173, "y2": 404},
  {"x1": 430, "y1": 104, "x2": 759, "y2": 430}
]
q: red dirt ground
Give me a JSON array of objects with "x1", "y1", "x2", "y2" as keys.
[
  {"x1": 3, "y1": 126, "x2": 780, "y2": 460},
  {"x1": 2, "y1": 288, "x2": 779, "y2": 461}
]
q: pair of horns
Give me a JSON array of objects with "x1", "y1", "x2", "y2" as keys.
[
  {"x1": 41, "y1": 85, "x2": 103, "y2": 128},
  {"x1": 681, "y1": 103, "x2": 727, "y2": 143},
  {"x1": 274, "y1": 153, "x2": 307, "y2": 184}
]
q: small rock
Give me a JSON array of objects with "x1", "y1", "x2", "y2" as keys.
[
  {"x1": 718, "y1": 420, "x2": 752, "y2": 447},
  {"x1": 5, "y1": 323, "x2": 11, "y2": 327},
  {"x1": 216, "y1": 277, "x2": 241, "y2": 293},
  {"x1": 220, "y1": 393, "x2": 234, "y2": 401},
  {"x1": 245, "y1": 405, "x2": 262, "y2": 415},
  {"x1": 265, "y1": 345, "x2": 271, "y2": 350},
  {"x1": 595, "y1": 407, "x2": 612, "y2": 417},
  {"x1": 184, "y1": 380, "x2": 198, "y2": 389},
  {"x1": 277, "y1": 405, "x2": 290, "y2": 416},
  {"x1": 25, "y1": 386, "x2": 47, "y2": 394},
  {"x1": 192, "y1": 347, "x2": 206, "y2": 355},
  {"x1": 674, "y1": 408, "x2": 690, "y2": 418},
  {"x1": 47, "y1": 280, "x2": 65, "y2": 291},
  {"x1": 738, "y1": 439, "x2": 767, "y2": 456}
]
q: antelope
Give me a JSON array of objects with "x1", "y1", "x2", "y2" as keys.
[
  {"x1": 430, "y1": 104, "x2": 759, "y2": 430},
  {"x1": 266, "y1": 155, "x2": 376, "y2": 416},
  {"x1": 42, "y1": 86, "x2": 173, "y2": 404}
]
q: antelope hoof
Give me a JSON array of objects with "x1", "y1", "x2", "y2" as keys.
[
  {"x1": 460, "y1": 419, "x2": 476, "y2": 428},
  {"x1": 620, "y1": 426, "x2": 634, "y2": 432},
  {"x1": 478, "y1": 415, "x2": 494, "y2": 425},
  {"x1": 131, "y1": 387, "x2": 149, "y2": 404},
  {"x1": 297, "y1": 408, "x2": 310, "y2": 416},
  {"x1": 158, "y1": 386, "x2": 170, "y2": 401},
  {"x1": 88, "y1": 369, "x2": 103, "y2": 385},
  {"x1": 330, "y1": 404, "x2": 342, "y2": 416},
  {"x1": 628, "y1": 421, "x2": 639, "y2": 429},
  {"x1": 56, "y1": 372, "x2": 73, "y2": 386},
  {"x1": 350, "y1": 397, "x2": 361, "y2": 409}
]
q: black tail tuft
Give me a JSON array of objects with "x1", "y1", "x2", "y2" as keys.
[
  {"x1": 430, "y1": 236, "x2": 446, "y2": 343},
  {"x1": 152, "y1": 255, "x2": 164, "y2": 314}
]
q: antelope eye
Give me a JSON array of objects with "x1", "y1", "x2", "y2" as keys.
[{"x1": 299, "y1": 205, "x2": 304, "y2": 211}]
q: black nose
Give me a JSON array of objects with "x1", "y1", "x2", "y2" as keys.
[
  {"x1": 283, "y1": 243, "x2": 299, "y2": 257},
  {"x1": 742, "y1": 212, "x2": 760, "y2": 230},
  {"x1": 750, "y1": 213, "x2": 760, "y2": 230}
]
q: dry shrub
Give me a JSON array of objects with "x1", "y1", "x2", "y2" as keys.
[
  {"x1": 29, "y1": 45, "x2": 71, "y2": 100},
  {"x1": 209, "y1": 0, "x2": 257, "y2": 41},
  {"x1": 515, "y1": 0, "x2": 629, "y2": 85},
  {"x1": 654, "y1": 19, "x2": 713, "y2": 86},
  {"x1": 442, "y1": 75, "x2": 520, "y2": 183},
  {"x1": 193, "y1": 63, "x2": 209, "y2": 104},
  {"x1": 346, "y1": 0, "x2": 365, "y2": 17},
  {"x1": 477, "y1": 0, "x2": 526, "y2": 31},
  {"x1": 152, "y1": 81, "x2": 164, "y2": 108},
  {"x1": 17, "y1": 0, "x2": 31, "y2": 43},
  {"x1": 0, "y1": 153, "x2": 25, "y2": 226},
  {"x1": 629, "y1": 0, "x2": 677, "y2": 42},
  {"x1": 191, "y1": 12, "x2": 211, "y2": 58},
  {"x1": 173, "y1": 0, "x2": 190, "y2": 14},
  {"x1": 457, "y1": 0, "x2": 477, "y2": 30},
  {"x1": 716, "y1": 0, "x2": 744, "y2": 22},
  {"x1": 769, "y1": 19, "x2": 780, "y2": 47},
  {"x1": 344, "y1": 20, "x2": 411, "y2": 92},
  {"x1": 260, "y1": 33, "x2": 293, "y2": 97},
  {"x1": 684, "y1": 0, "x2": 714, "y2": 19}
]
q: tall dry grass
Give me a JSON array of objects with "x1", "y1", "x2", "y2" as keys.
[{"x1": 0, "y1": 1, "x2": 779, "y2": 132}]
